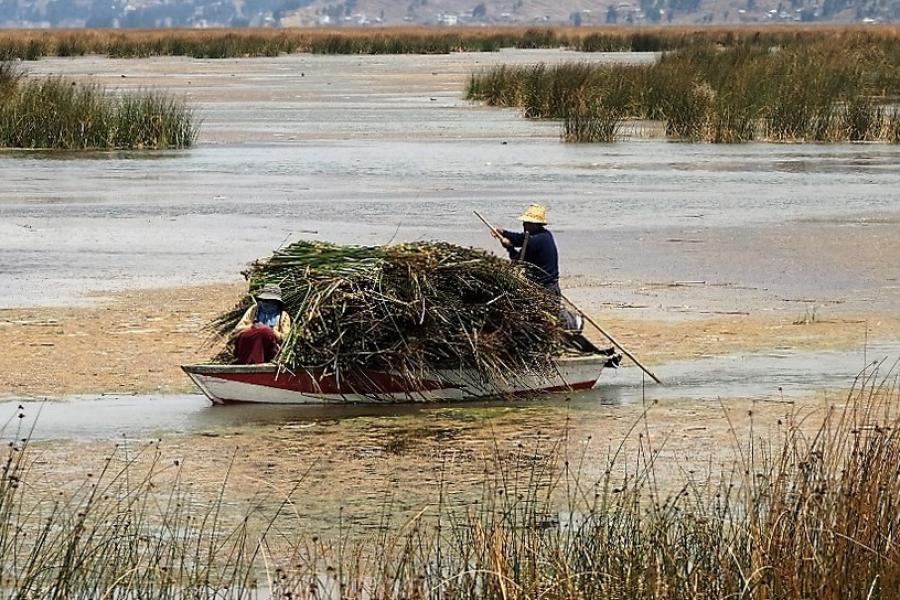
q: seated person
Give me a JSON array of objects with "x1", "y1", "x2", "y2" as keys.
[{"x1": 232, "y1": 284, "x2": 292, "y2": 364}]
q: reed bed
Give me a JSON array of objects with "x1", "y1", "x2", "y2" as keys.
[
  {"x1": 0, "y1": 417, "x2": 262, "y2": 598},
  {"x1": 0, "y1": 62, "x2": 23, "y2": 94},
  {"x1": 210, "y1": 240, "x2": 565, "y2": 394},
  {"x1": 562, "y1": 101, "x2": 624, "y2": 143},
  {"x1": 0, "y1": 63, "x2": 197, "y2": 149},
  {"x1": 2, "y1": 25, "x2": 900, "y2": 59},
  {"x1": 277, "y1": 371, "x2": 900, "y2": 599},
  {"x1": 2, "y1": 364, "x2": 899, "y2": 598},
  {"x1": 0, "y1": 27, "x2": 550, "y2": 59},
  {"x1": 467, "y1": 36, "x2": 900, "y2": 143}
]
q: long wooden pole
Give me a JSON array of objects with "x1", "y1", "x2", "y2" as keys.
[
  {"x1": 473, "y1": 210, "x2": 499, "y2": 237},
  {"x1": 475, "y1": 209, "x2": 529, "y2": 262},
  {"x1": 474, "y1": 210, "x2": 662, "y2": 384},
  {"x1": 561, "y1": 296, "x2": 662, "y2": 384}
]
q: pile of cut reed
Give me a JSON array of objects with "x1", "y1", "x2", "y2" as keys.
[
  {"x1": 211, "y1": 240, "x2": 565, "y2": 391},
  {"x1": 0, "y1": 62, "x2": 197, "y2": 150},
  {"x1": 467, "y1": 36, "x2": 900, "y2": 143}
]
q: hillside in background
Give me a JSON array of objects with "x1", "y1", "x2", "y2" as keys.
[
  {"x1": 282, "y1": 0, "x2": 898, "y2": 26},
  {"x1": 1, "y1": 0, "x2": 896, "y2": 29}
]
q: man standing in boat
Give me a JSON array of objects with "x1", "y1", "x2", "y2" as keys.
[
  {"x1": 492, "y1": 204, "x2": 617, "y2": 360},
  {"x1": 231, "y1": 284, "x2": 292, "y2": 364},
  {"x1": 493, "y1": 203, "x2": 560, "y2": 295}
]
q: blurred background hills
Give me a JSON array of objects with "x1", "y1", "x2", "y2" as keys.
[{"x1": 1, "y1": 0, "x2": 896, "y2": 35}]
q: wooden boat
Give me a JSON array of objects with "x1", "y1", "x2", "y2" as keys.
[{"x1": 182, "y1": 355, "x2": 610, "y2": 405}]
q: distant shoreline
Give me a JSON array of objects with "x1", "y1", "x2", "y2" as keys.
[{"x1": 2, "y1": 24, "x2": 899, "y2": 60}]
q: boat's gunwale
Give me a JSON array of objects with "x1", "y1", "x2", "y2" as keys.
[
  {"x1": 182, "y1": 354, "x2": 608, "y2": 404},
  {"x1": 182, "y1": 363, "x2": 278, "y2": 375},
  {"x1": 181, "y1": 353, "x2": 609, "y2": 376}
]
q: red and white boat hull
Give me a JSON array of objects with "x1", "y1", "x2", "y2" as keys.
[{"x1": 182, "y1": 356, "x2": 607, "y2": 405}]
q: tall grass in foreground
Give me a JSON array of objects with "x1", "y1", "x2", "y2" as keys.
[
  {"x1": 0, "y1": 63, "x2": 197, "y2": 149},
  {"x1": 2, "y1": 363, "x2": 900, "y2": 598},
  {"x1": 1, "y1": 25, "x2": 900, "y2": 59},
  {"x1": 467, "y1": 37, "x2": 900, "y2": 143},
  {"x1": 0, "y1": 427, "x2": 263, "y2": 597},
  {"x1": 0, "y1": 62, "x2": 23, "y2": 94}
]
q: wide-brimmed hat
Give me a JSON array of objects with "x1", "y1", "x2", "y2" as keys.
[
  {"x1": 519, "y1": 203, "x2": 548, "y2": 225},
  {"x1": 255, "y1": 284, "x2": 284, "y2": 304}
]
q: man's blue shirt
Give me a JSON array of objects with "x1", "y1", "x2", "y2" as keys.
[{"x1": 502, "y1": 227, "x2": 560, "y2": 288}]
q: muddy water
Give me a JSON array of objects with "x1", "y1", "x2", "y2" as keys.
[
  {"x1": 0, "y1": 52, "x2": 898, "y2": 315},
  {"x1": 4, "y1": 342, "x2": 896, "y2": 442}
]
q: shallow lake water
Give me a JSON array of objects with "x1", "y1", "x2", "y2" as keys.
[{"x1": 0, "y1": 51, "x2": 898, "y2": 314}]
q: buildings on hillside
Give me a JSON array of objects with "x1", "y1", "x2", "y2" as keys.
[{"x1": 1, "y1": 0, "x2": 896, "y2": 29}]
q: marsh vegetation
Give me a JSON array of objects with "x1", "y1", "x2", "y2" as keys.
[
  {"x1": 0, "y1": 62, "x2": 23, "y2": 92},
  {"x1": 467, "y1": 36, "x2": 900, "y2": 143},
  {"x1": 1, "y1": 27, "x2": 569, "y2": 59},
  {"x1": 0, "y1": 62, "x2": 197, "y2": 150},
  {"x1": 1, "y1": 26, "x2": 899, "y2": 59},
  {"x1": 2, "y1": 365, "x2": 899, "y2": 598}
]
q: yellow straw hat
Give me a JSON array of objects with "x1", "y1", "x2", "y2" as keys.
[{"x1": 518, "y1": 203, "x2": 548, "y2": 225}]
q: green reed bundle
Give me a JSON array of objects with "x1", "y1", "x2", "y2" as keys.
[{"x1": 211, "y1": 240, "x2": 565, "y2": 389}]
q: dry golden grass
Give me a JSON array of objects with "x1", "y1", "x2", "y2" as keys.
[{"x1": 2, "y1": 24, "x2": 900, "y2": 58}]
